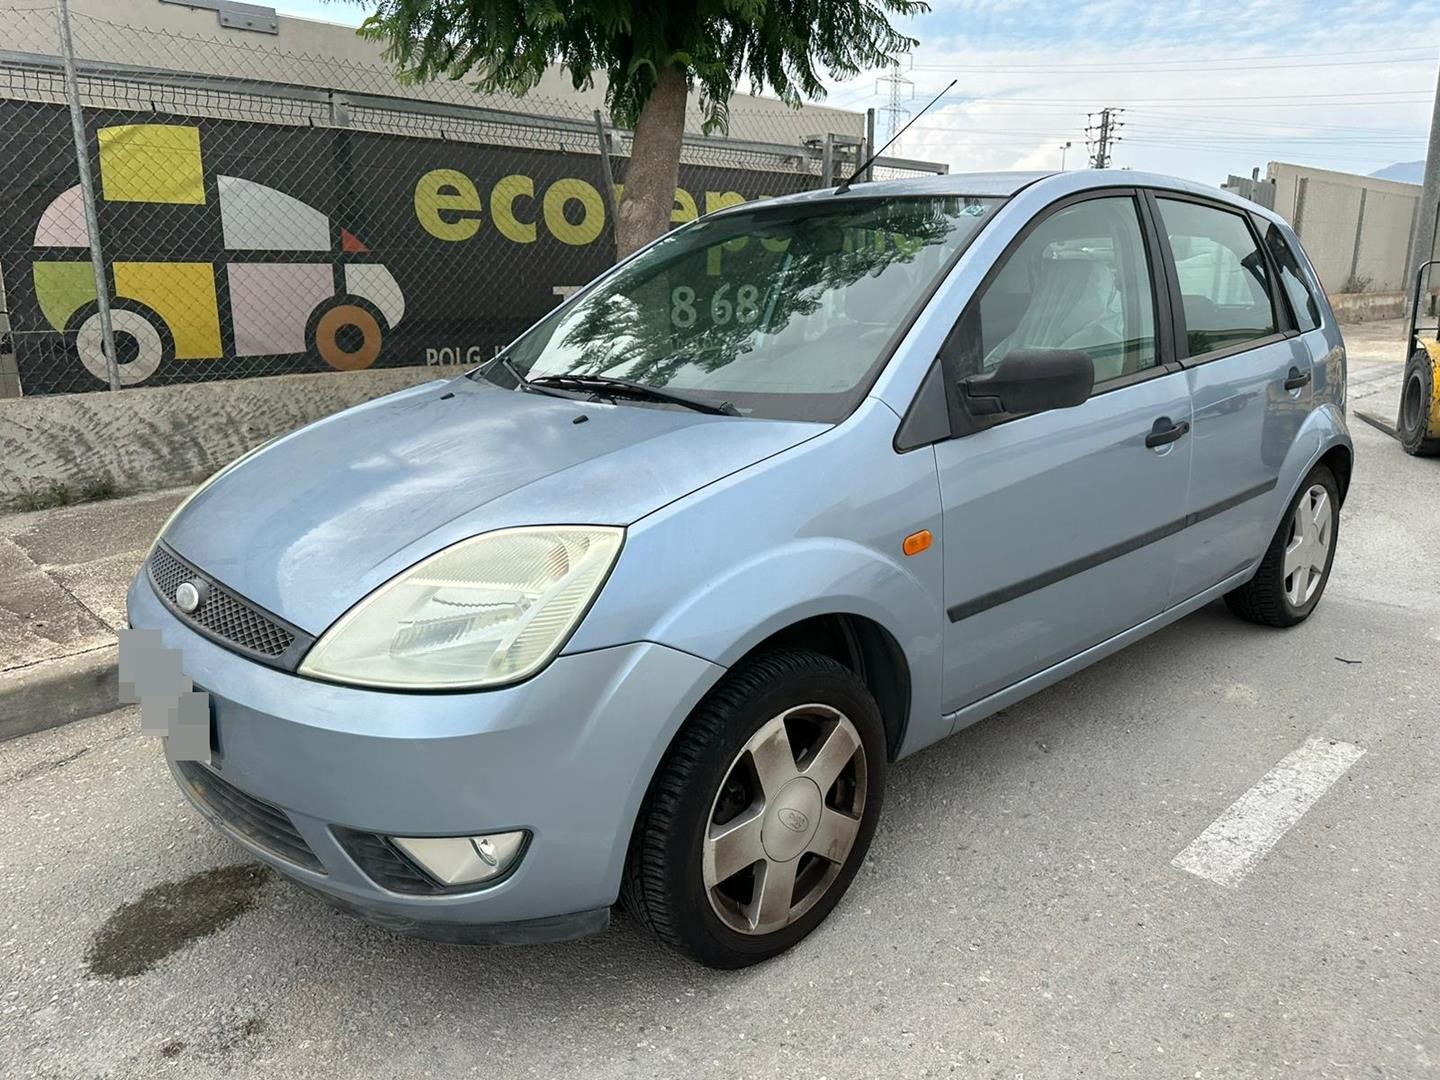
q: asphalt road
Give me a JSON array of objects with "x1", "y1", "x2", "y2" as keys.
[{"x1": 3, "y1": 354, "x2": 1438, "y2": 1079}]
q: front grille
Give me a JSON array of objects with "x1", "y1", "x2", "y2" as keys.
[
  {"x1": 332, "y1": 827, "x2": 453, "y2": 895},
  {"x1": 176, "y1": 760, "x2": 325, "y2": 874},
  {"x1": 148, "y1": 544, "x2": 311, "y2": 669}
]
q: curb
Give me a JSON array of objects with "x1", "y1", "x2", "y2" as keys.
[{"x1": 0, "y1": 646, "x2": 118, "y2": 743}]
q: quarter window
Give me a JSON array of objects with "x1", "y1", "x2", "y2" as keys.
[
  {"x1": 1156, "y1": 198, "x2": 1278, "y2": 355},
  {"x1": 960, "y1": 196, "x2": 1158, "y2": 387},
  {"x1": 1263, "y1": 223, "x2": 1322, "y2": 332}
]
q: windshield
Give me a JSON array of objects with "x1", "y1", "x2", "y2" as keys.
[{"x1": 477, "y1": 195, "x2": 1002, "y2": 422}]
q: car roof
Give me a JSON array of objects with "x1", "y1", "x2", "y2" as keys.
[{"x1": 733, "y1": 169, "x2": 1283, "y2": 223}]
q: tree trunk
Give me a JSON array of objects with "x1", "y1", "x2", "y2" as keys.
[{"x1": 615, "y1": 65, "x2": 687, "y2": 260}]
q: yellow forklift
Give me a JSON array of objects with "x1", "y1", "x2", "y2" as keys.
[{"x1": 1398, "y1": 258, "x2": 1440, "y2": 456}]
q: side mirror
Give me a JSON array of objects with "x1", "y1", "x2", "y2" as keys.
[{"x1": 959, "y1": 348, "x2": 1095, "y2": 418}]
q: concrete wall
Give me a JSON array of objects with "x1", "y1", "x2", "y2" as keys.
[
  {"x1": 0, "y1": 363, "x2": 449, "y2": 508},
  {"x1": 1, "y1": 0, "x2": 864, "y2": 144},
  {"x1": 1267, "y1": 162, "x2": 1429, "y2": 294}
]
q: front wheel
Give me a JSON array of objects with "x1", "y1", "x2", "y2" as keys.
[
  {"x1": 623, "y1": 650, "x2": 885, "y2": 968},
  {"x1": 1224, "y1": 464, "x2": 1340, "y2": 627}
]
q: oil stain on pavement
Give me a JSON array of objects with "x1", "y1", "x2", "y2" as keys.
[{"x1": 86, "y1": 864, "x2": 271, "y2": 979}]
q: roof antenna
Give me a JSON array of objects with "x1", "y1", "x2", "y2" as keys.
[{"x1": 835, "y1": 78, "x2": 957, "y2": 195}]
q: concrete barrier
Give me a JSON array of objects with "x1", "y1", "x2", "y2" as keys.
[
  {"x1": 0, "y1": 364, "x2": 451, "y2": 509},
  {"x1": 1329, "y1": 288, "x2": 1440, "y2": 326}
]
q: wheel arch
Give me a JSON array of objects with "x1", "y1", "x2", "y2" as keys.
[
  {"x1": 736, "y1": 613, "x2": 912, "y2": 762},
  {"x1": 1266, "y1": 403, "x2": 1353, "y2": 536},
  {"x1": 1318, "y1": 442, "x2": 1352, "y2": 507},
  {"x1": 578, "y1": 534, "x2": 948, "y2": 761}
]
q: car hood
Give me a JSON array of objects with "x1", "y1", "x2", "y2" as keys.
[{"x1": 163, "y1": 377, "x2": 825, "y2": 633}]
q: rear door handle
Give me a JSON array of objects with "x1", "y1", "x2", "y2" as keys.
[
  {"x1": 1283, "y1": 366, "x2": 1312, "y2": 390},
  {"x1": 1145, "y1": 417, "x2": 1191, "y2": 448}
]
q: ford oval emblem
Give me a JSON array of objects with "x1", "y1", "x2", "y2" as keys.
[{"x1": 776, "y1": 807, "x2": 810, "y2": 833}]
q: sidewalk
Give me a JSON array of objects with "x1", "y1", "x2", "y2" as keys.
[{"x1": 0, "y1": 486, "x2": 187, "y2": 739}]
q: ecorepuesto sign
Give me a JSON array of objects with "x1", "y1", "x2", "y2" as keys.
[{"x1": 0, "y1": 101, "x2": 815, "y2": 395}]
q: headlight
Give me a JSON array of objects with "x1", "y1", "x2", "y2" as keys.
[{"x1": 299, "y1": 527, "x2": 623, "y2": 690}]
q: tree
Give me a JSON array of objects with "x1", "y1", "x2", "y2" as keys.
[{"x1": 357, "y1": 1, "x2": 927, "y2": 258}]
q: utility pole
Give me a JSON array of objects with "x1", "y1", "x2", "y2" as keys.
[
  {"x1": 1087, "y1": 107, "x2": 1123, "y2": 169},
  {"x1": 55, "y1": 0, "x2": 119, "y2": 390},
  {"x1": 1407, "y1": 62, "x2": 1440, "y2": 300}
]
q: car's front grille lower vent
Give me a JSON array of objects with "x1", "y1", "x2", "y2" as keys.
[
  {"x1": 332, "y1": 827, "x2": 458, "y2": 895},
  {"x1": 176, "y1": 760, "x2": 325, "y2": 874},
  {"x1": 148, "y1": 543, "x2": 312, "y2": 669}
]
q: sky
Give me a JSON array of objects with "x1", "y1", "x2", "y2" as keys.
[{"x1": 271, "y1": 0, "x2": 1438, "y2": 186}]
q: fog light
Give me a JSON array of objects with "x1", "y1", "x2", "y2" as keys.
[{"x1": 391, "y1": 831, "x2": 528, "y2": 887}]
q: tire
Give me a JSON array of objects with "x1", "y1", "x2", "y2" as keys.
[
  {"x1": 622, "y1": 649, "x2": 886, "y2": 968},
  {"x1": 1224, "y1": 464, "x2": 1340, "y2": 628},
  {"x1": 1397, "y1": 346, "x2": 1440, "y2": 456}
]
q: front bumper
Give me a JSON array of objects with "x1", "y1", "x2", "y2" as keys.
[{"x1": 127, "y1": 572, "x2": 723, "y2": 941}]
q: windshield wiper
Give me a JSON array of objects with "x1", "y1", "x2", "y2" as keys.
[
  {"x1": 528, "y1": 374, "x2": 739, "y2": 416},
  {"x1": 482, "y1": 355, "x2": 572, "y2": 400}
]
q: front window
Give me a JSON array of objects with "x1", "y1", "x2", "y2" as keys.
[
  {"x1": 961, "y1": 195, "x2": 1159, "y2": 387},
  {"x1": 478, "y1": 195, "x2": 1002, "y2": 421}
]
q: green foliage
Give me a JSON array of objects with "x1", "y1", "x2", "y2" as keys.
[
  {"x1": 11, "y1": 475, "x2": 117, "y2": 512},
  {"x1": 359, "y1": 0, "x2": 927, "y2": 132}
]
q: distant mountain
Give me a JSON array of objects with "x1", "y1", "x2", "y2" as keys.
[{"x1": 1370, "y1": 161, "x2": 1425, "y2": 184}]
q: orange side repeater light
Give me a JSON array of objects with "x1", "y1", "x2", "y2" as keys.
[{"x1": 902, "y1": 529, "x2": 932, "y2": 557}]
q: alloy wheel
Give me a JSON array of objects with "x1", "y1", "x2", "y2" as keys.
[
  {"x1": 702, "y1": 704, "x2": 867, "y2": 936},
  {"x1": 1283, "y1": 483, "x2": 1332, "y2": 607}
]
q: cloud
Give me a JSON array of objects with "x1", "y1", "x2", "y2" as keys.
[{"x1": 821, "y1": 0, "x2": 1436, "y2": 183}]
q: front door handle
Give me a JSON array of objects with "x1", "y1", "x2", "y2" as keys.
[
  {"x1": 1283, "y1": 366, "x2": 1312, "y2": 390},
  {"x1": 1145, "y1": 417, "x2": 1191, "y2": 448}
]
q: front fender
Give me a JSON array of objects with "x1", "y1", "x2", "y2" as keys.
[
  {"x1": 640, "y1": 539, "x2": 945, "y2": 753},
  {"x1": 564, "y1": 399, "x2": 948, "y2": 756}
]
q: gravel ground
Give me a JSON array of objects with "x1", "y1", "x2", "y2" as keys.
[{"x1": 1, "y1": 325, "x2": 1437, "y2": 1079}]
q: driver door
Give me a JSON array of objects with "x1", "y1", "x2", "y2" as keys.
[{"x1": 931, "y1": 190, "x2": 1193, "y2": 714}]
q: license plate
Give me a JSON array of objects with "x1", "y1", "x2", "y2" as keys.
[{"x1": 119, "y1": 628, "x2": 212, "y2": 764}]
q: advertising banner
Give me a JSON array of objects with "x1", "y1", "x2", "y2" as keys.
[{"x1": 0, "y1": 100, "x2": 815, "y2": 395}]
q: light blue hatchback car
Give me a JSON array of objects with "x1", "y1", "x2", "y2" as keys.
[{"x1": 128, "y1": 170, "x2": 1352, "y2": 968}]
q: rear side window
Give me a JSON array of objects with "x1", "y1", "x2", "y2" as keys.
[
  {"x1": 1156, "y1": 198, "x2": 1277, "y2": 356},
  {"x1": 1263, "y1": 223, "x2": 1322, "y2": 332}
]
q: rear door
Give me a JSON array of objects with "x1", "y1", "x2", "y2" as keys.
[
  {"x1": 1146, "y1": 193, "x2": 1315, "y2": 603},
  {"x1": 931, "y1": 190, "x2": 1193, "y2": 713}
]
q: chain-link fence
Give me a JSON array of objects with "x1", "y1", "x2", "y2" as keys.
[{"x1": 0, "y1": 6, "x2": 946, "y2": 397}]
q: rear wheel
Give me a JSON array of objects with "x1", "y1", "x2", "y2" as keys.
[
  {"x1": 1224, "y1": 464, "x2": 1339, "y2": 627},
  {"x1": 623, "y1": 650, "x2": 885, "y2": 968},
  {"x1": 1397, "y1": 346, "x2": 1440, "y2": 456}
]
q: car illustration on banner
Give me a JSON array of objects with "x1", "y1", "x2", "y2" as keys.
[{"x1": 30, "y1": 123, "x2": 404, "y2": 386}]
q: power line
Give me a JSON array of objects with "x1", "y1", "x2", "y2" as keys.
[
  {"x1": 910, "y1": 54, "x2": 1439, "y2": 75},
  {"x1": 1123, "y1": 107, "x2": 1428, "y2": 135},
  {"x1": 906, "y1": 43, "x2": 1439, "y2": 71},
  {"x1": 902, "y1": 96, "x2": 1433, "y2": 111}
]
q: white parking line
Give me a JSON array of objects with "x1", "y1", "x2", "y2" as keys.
[{"x1": 1172, "y1": 737, "x2": 1366, "y2": 888}]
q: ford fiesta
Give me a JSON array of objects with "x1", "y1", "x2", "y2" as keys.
[{"x1": 128, "y1": 171, "x2": 1351, "y2": 968}]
